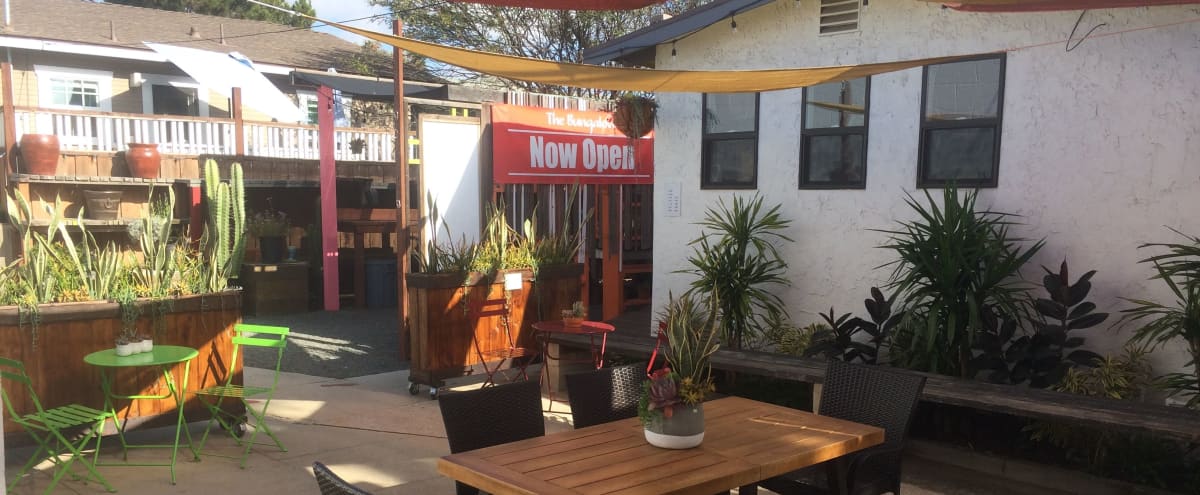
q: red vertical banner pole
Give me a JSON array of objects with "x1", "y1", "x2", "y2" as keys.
[
  {"x1": 318, "y1": 85, "x2": 339, "y2": 311},
  {"x1": 394, "y1": 18, "x2": 411, "y2": 359}
]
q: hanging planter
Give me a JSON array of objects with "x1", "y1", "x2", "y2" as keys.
[
  {"x1": 126, "y1": 142, "x2": 161, "y2": 179},
  {"x1": 611, "y1": 93, "x2": 658, "y2": 139},
  {"x1": 18, "y1": 134, "x2": 60, "y2": 175}
]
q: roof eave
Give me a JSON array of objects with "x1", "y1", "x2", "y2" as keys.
[{"x1": 582, "y1": 0, "x2": 776, "y2": 67}]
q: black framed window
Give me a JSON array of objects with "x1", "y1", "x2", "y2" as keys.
[
  {"x1": 919, "y1": 54, "x2": 1005, "y2": 187},
  {"x1": 800, "y1": 78, "x2": 869, "y2": 189},
  {"x1": 702, "y1": 93, "x2": 758, "y2": 189}
]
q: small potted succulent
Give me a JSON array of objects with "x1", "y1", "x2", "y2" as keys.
[
  {"x1": 561, "y1": 301, "x2": 586, "y2": 328},
  {"x1": 639, "y1": 292, "x2": 719, "y2": 449}
]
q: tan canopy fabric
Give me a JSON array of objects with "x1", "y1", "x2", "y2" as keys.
[
  {"x1": 321, "y1": 19, "x2": 970, "y2": 93},
  {"x1": 923, "y1": 0, "x2": 1198, "y2": 11}
]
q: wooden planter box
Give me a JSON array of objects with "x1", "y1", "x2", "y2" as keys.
[
  {"x1": 0, "y1": 291, "x2": 243, "y2": 445},
  {"x1": 406, "y1": 264, "x2": 582, "y2": 388}
]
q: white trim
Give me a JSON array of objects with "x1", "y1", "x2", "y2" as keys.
[
  {"x1": 296, "y1": 89, "x2": 353, "y2": 126},
  {"x1": 34, "y1": 64, "x2": 113, "y2": 112},
  {"x1": 1, "y1": 36, "x2": 294, "y2": 75},
  {"x1": 139, "y1": 73, "x2": 210, "y2": 117}
]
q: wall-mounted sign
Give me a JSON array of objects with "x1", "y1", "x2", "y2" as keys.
[{"x1": 491, "y1": 103, "x2": 653, "y2": 185}]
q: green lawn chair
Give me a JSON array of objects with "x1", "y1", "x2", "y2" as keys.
[
  {"x1": 1, "y1": 357, "x2": 116, "y2": 494},
  {"x1": 194, "y1": 323, "x2": 289, "y2": 468}
]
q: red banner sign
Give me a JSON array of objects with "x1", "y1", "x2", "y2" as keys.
[{"x1": 491, "y1": 103, "x2": 653, "y2": 185}]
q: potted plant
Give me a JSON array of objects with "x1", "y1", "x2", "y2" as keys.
[
  {"x1": 611, "y1": 92, "x2": 658, "y2": 140},
  {"x1": 639, "y1": 292, "x2": 719, "y2": 449},
  {"x1": 125, "y1": 142, "x2": 161, "y2": 179},
  {"x1": 18, "y1": 133, "x2": 60, "y2": 175},
  {"x1": 1121, "y1": 229, "x2": 1200, "y2": 409},
  {"x1": 248, "y1": 204, "x2": 290, "y2": 264},
  {"x1": 561, "y1": 301, "x2": 585, "y2": 328}
]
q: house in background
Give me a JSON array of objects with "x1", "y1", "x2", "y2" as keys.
[
  {"x1": 584, "y1": 0, "x2": 1199, "y2": 377},
  {"x1": 0, "y1": 0, "x2": 496, "y2": 311}
]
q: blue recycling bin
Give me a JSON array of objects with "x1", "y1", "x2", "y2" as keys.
[{"x1": 364, "y1": 258, "x2": 397, "y2": 308}]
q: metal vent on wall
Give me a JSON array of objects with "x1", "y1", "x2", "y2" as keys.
[{"x1": 819, "y1": 0, "x2": 860, "y2": 35}]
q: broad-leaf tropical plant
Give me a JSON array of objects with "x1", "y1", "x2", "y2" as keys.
[
  {"x1": 879, "y1": 186, "x2": 1043, "y2": 378},
  {"x1": 682, "y1": 195, "x2": 792, "y2": 350},
  {"x1": 1121, "y1": 229, "x2": 1200, "y2": 408}
]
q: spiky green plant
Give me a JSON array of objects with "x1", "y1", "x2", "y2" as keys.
[
  {"x1": 1121, "y1": 229, "x2": 1200, "y2": 409},
  {"x1": 202, "y1": 160, "x2": 246, "y2": 292},
  {"x1": 879, "y1": 186, "x2": 1043, "y2": 378},
  {"x1": 681, "y1": 195, "x2": 792, "y2": 350}
]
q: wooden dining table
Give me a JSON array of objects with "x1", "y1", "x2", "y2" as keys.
[{"x1": 437, "y1": 395, "x2": 884, "y2": 495}]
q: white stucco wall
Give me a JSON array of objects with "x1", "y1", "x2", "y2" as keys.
[{"x1": 651, "y1": 2, "x2": 1200, "y2": 375}]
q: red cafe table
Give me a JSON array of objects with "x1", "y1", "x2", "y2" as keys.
[{"x1": 531, "y1": 320, "x2": 615, "y2": 408}]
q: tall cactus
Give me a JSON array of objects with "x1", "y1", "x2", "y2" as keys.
[{"x1": 203, "y1": 159, "x2": 246, "y2": 292}]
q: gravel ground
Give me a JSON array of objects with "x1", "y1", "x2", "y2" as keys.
[{"x1": 242, "y1": 308, "x2": 406, "y2": 378}]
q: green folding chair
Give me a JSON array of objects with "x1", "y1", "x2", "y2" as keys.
[
  {"x1": 194, "y1": 323, "x2": 289, "y2": 468},
  {"x1": 1, "y1": 357, "x2": 116, "y2": 494}
]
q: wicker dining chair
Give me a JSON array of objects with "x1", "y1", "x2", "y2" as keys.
[
  {"x1": 438, "y1": 380, "x2": 545, "y2": 495},
  {"x1": 565, "y1": 363, "x2": 648, "y2": 429},
  {"x1": 312, "y1": 461, "x2": 373, "y2": 495},
  {"x1": 760, "y1": 359, "x2": 927, "y2": 495}
]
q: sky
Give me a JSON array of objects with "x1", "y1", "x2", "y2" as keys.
[{"x1": 308, "y1": 0, "x2": 392, "y2": 45}]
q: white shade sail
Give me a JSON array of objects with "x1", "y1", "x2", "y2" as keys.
[{"x1": 145, "y1": 42, "x2": 303, "y2": 123}]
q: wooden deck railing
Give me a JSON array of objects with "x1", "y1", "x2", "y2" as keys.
[{"x1": 13, "y1": 107, "x2": 394, "y2": 162}]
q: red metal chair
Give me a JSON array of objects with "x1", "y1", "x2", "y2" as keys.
[{"x1": 471, "y1": 297, "x2": 537, "y2": 387}]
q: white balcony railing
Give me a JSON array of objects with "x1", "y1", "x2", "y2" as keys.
[{"x1": 13, "y1": 108, "x2": 394, "y2": 162}]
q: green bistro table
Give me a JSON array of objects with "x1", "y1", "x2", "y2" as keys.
[{"x1": 84, "y1": 345, "x2": 200, "y2": 484}]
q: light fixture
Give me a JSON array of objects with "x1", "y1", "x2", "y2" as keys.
[
  {"x1": 730, "y1": 13, "x2": 738, "y2": 33},
  {"x1": 671, "y1": 41, "x2": 677, "y2": 59}
]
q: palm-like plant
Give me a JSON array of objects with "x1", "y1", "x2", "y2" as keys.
[
  {"x1": 1122, "y1": 229, "x2": 1200, "y2": 408},
  {"x1": 682, "y1": 195, "x2": 792, "y2": 350},
  {"x1": 879, "y1": 186, "x2": 1043, "y2": 378}
]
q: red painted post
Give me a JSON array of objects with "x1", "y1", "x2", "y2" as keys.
[
  {"x1": 318, "y1": 85, "x2": 339, "y2": 311},
  {"x1": 189, "y1": 184, "x2": 202, "y2": 246}
]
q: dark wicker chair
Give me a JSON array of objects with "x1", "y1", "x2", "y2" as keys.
[
  {"x1": 760, "y1": 359, "x2": 927, "y2": 495},
  {"x1": 438, "y1": 380, "x2": 545, "y2": 495},
  {"x1": 312, "y1": 461, "x2": 373, "y2": 495},
  {"x1": 565, "y1": 363, "x2": 647, "y2": 429}
]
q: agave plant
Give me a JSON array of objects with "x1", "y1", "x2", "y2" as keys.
[
  {"x1": 1121, "y1": 229, "x2": 1200, "y2": 408},
  {"x1": 879, "y1": 186, "x2": 1043, "y2": 378},
  {"x1": 682, "y1": 195, "x2": 792, "y2": 350}
]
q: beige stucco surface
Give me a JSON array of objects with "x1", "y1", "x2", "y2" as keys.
[{"x1": 651, "y1": 2, "x2": 1200, "y2": 377}]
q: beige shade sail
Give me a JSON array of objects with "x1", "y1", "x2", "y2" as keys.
[{"x1": 319, "y1": 19, "x2": 971, "y2": 93}]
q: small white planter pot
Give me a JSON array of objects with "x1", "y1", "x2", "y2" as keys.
[
  {"x1": 114, "y1": 343, "x2": 135, "y2": 357},
  {"x1": 139, "y1": 338, "x2": 154, "y2": 353}
]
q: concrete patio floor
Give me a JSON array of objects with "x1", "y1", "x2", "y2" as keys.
[{"x1": 5, "y1": 367, "x2": 1044, "y2": 495}]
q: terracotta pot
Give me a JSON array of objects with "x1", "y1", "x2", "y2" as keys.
[
  {"x1": 562, "y1": 316, "x2": 584, "y2": 328},
  {"x1": 82, "y1": 190, "x2": 122, "y2": 220},
  {"x1": 126, "y1": 143, "x2": 161, "y2": 179},
  {"x1": 18, "y1": 134, "x2": 60, "y2": 175},
  {"x1": 612, "y1": 101, "x2": 656, "y2": 139}
]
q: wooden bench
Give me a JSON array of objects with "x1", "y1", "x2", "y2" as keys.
[{"x1": 548, "y1": 332, "x2": 1200, "y2": 443}]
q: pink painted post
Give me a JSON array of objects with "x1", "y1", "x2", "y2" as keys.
[{"x1": 318, "y1": 85, "x2": 340, "y2": 310}]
